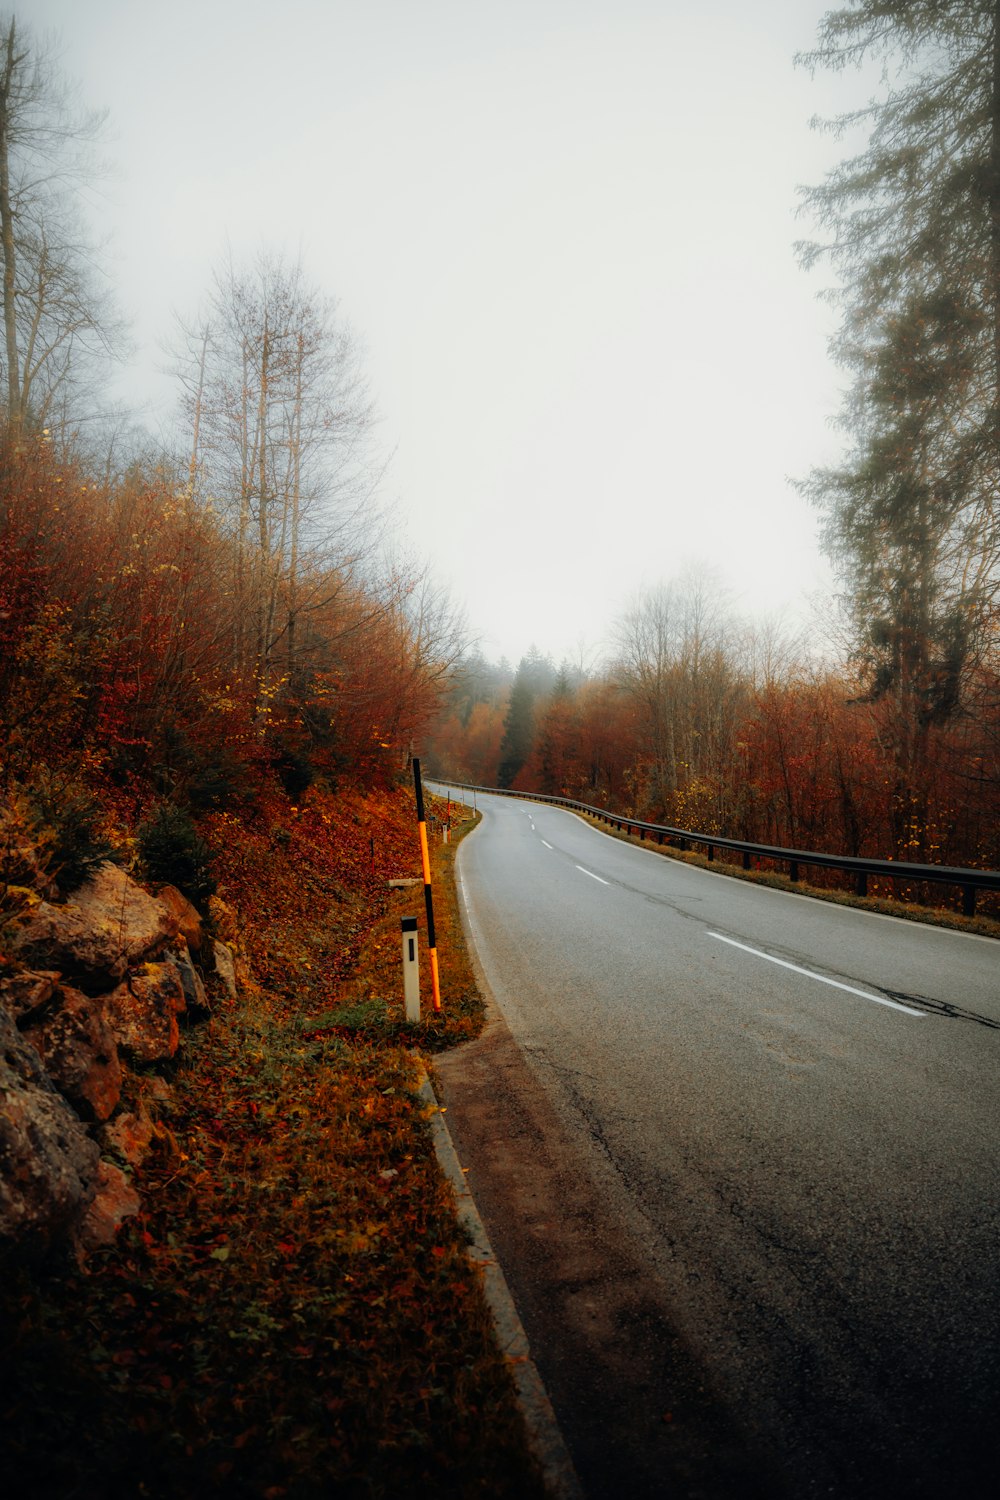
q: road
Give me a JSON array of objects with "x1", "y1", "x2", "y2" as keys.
[{"x1": 431, "y1": 788, "x2": 1000, "y2": 1499}]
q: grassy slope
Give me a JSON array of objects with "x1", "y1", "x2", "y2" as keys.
[{"x1": 0, "y1": 782, "x2": 545, "y2": 1499}]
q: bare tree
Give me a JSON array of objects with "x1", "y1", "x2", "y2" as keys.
[
  {"x1": 172, "y1": 249, "x2": 383, "y2": 702},
  {"x1": 612, "y1": 567, "x2": 749, "y2": 823},
  {"x1": 0, "y1": 15, "x2": 124, "y2": 442}
]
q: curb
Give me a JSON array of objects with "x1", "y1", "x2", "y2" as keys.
[{"x1": 414, "y1": 1066, "x2": 584, "y2": 1500}]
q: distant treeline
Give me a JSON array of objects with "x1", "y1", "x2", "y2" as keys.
[{"x1": 426, "y1": 570, "x2": 999, "y2": 899}]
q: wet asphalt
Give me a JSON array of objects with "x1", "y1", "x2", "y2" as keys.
[{"x1": 434, "y1": 790, "x2": 1000, "y2": 1499}]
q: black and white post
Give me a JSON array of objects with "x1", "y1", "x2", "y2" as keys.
[{"x1": 401, "y1": 915, "x2": 420, "y2": 1022}]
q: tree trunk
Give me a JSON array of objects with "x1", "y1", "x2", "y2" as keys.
[
  {"x1": 992, "y1": 1, "x2": 1000, "y2": 419},
  {"x1": 287, "y1": 332, "x2": 303, "y2": 676},
  {"x1": 0, "y1": 22, "x2": 22, "y2": 434},
  {"x1": 187, "y1": 325, "x2": 209, "y2": 493},
  {"x1": 255, "y1": 316, "x2": 270, "y2": 695}
]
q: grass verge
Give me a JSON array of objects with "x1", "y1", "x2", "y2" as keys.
[{"x1": 0, "y1": 791, "x2": 546, "y2": 1499}]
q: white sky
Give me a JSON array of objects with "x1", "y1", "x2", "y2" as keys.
[{"x1": 27, "y1": 0, "x2": 865, "y2": 667}]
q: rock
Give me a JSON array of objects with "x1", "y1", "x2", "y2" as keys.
[
  {"x1": 145, "y1": 1076, "x2": 175, "y2": 1108},
  {"x1": 168, "y1": 945, "x2": 209, "y2": 1014},
  {"x1": 207, "y1": 894, "x2": 239, "y2": 946},
  {"x1": 0, "y1": 1008, "x2": 100, "y2": 1254},
  {"x1": 0, "y1": 969, "x2": 60, "y2": 1025},
  {"x1": 70, "y1": 864, "x2": 178, "y2": 965},
  {"x1": 100, "y1": 1108, "x2": 154, "y2": 1168},
  {"x1": 10, "y1": 898, "x2": 129, "y2": 990},
  {"x1": 22, "y1": 985, "x2": 122, "y2": 1123},
  {"x1": 212, "y1": 940, "x2": 238, "y2": 1001},
  {"x1": 75, "y1": 1159, "x2": 141, "y2": 1253},
  {"x1": 11, "y1": 864, "x2": 176, "y2": 993},
  {"x1": 157, "y1": 884, "x2": 204, "y2": 952},
  {"x1": 106, "y1": 962, "x2": 185, "y2": 1063}
]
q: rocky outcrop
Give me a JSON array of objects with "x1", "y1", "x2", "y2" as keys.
[
  {"x1": 0, "y1": 969, "x2": 60, "y2": 1025},
  {"x1": 100, "y1": 1105, "x2": 154, "y2": 1168},
  {"x1": 106, "y1": 962, "x2": 186, "y2": 1064},
  {"x1": 22, "y1": 985, "x2": 122, "y2": 1123},
  {"x1": 212, "y1": 940, "x2": 238, "y2": 1001},
  {"x1": 76, "y1": 1160, "x2": 142, "y2": 1253},
  {"x1": 156, "y1": 884, "x2": 204, "y2": 954},
  {"x1": 207, "y1": 896, "x2": 249, "y2": 991},
  {"x1": 0, "y1": 1009, "x2": 101, "y2": 1255},
  {"x1": 170, "y1": 944, "x2": 209, "y2": 1014},
  {"x1": 11, "y1": 863, "x2": 177, "y2": 990},
  {"x1": 2, "y1": 859, "x2": 239, "y2": 1261}
]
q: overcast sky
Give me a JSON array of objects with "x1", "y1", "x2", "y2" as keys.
[{"x1": 26, "y1": 0, "x2": 866, "y2": 667}]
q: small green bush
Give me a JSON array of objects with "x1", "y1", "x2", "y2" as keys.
[
  {"x1": 30, "y1": 788, "x2": 117, "y2": 894},
  {"x1": 137, "y1": 803, "x2": 216, "y2": 907}
]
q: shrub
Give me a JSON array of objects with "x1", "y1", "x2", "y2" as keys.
[
  {"x1": 188, "y1": 750, "x2": 251, "y2": 811},
  {"x1": 137, "y1": 803, "x2": 216, "y2": 907},
  {"x1": 153, "y1": 724, "x2": 249, "y2": 811},
  {"x1": 272, "y1": 746, "x2": 313, "y2": 800},
  {"x1": 28, "y1": 787, "x2": 116, "y2": 895}
]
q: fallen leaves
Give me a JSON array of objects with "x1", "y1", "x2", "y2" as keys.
[{"x1": 1, "y1": 783, "x2": 544, "y2": 1498}]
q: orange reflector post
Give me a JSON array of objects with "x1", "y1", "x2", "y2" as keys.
[{"x1": 412, "y1": 758, "x2": 441, "y2": 1011}]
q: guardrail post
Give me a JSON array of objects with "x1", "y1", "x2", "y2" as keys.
[
  {"x1": 789, "y1": 860, "x2": 799, "y2": 883},
  {"x1": 856, "y1": 871, "x2": 868, "y2": 898},
  {"x1": 743, "y1": 851, "x2": 751, "y2": 871},
  {"x1": 963, "y1": 884, "x2": 976, "y2": 918},
  {"x1": 707, "y1": 844, "x2": 714, "y2": 862}
]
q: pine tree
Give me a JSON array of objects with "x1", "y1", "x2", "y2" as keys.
[
  {"x1": 497, "y1": 649, "x2": 554, "y2": 788},
  {"x1": 798, "y1": 0, "x2": 1000, "y2": 850}
]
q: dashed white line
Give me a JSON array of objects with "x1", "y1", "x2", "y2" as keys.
[
  {"x1": 541, "y1": 840, "x2": 553, "y2": 850},
  {"x1": 707, "y1": 933, "x2": 924, "y2": 1017},
  {"x1": 576, "y1": 865, "x2": 609, "y2": 886}
]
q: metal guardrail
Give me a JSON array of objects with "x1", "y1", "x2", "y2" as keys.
[{"x1": 434, "y1": 780, "x2": 1000, "y2": 919}]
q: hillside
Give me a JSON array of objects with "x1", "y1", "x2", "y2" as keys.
[{"x1": 1, "y1": 774, "x2": 545, "y2": 1496}]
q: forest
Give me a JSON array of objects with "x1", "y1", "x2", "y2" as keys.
[
  {"x1": 0, "y1": 2, "x2": 998, "y2": 913},
  {"x1": 425, "y1": 560, "x2": 999, "y2": 901},
  {"x1": 0, "y1": 17, "x2": 463, "y2": 837},
  {"x1": 0, "y1": 0, "x2": 998, "y2": 916}
]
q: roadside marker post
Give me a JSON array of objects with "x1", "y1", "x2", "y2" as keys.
[
  {"x1": 401, "y1": 916, "x2": 420, "y2": 1021},
  {"x1": 412, "y1": 758, "x2": 442, "y2": 1011}
]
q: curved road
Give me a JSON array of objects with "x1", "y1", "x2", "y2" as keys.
[{"x1": 432, "y1": 789, "x2": 1000, "y2": 1499}]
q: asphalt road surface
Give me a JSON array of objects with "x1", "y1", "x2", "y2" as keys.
[{"x1": 431, "y1": 789, "x2": 1000, "y2": 1499}]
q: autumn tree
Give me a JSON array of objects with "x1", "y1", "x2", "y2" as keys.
[
  {"x1": 0, "y1": 15, "x2": 123, "y2": 443},
  {"x1": 612, "y1": 570, "x2": 748, "y2": 823},
  {"x1": 798, "y1": 0, "x2": 1000, "y2": 852}
]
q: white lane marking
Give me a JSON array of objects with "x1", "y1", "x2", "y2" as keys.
[
  {"x1": 576, "y1": 865, "x2": 609, "y2": 886},
  {"x1": 707, "y1": 933, "x2": 924, "y2": 1017},
  {"x1": 541, "y1": 840, "x2": 553, "y2": 850}
]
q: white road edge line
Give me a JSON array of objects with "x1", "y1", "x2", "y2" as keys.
[
  {"x1": 576, "y1": 864, "x2": 609, "y2": 885},
  {"x1": 707, "y1": 932, "x2": 924, "y2": 1017}
]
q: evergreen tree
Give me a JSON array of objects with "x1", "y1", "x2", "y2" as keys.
[
  {"x1": 497, "y1": 648, "x2": 554, "y2": 787},
  {"x1": 798, "y1": 0, "x2": 1000, "y2": 849}
]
